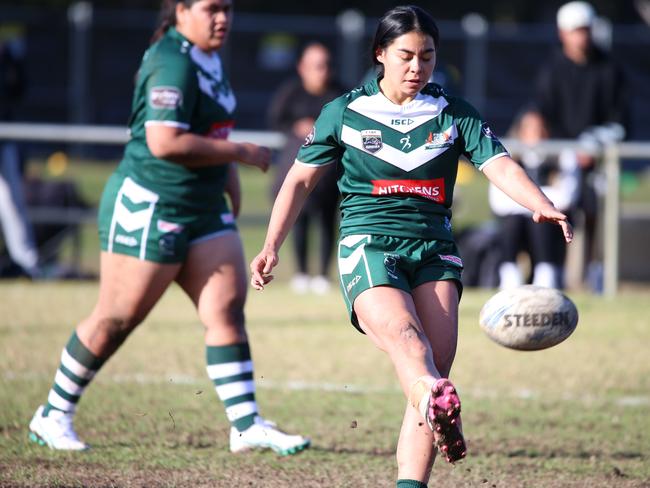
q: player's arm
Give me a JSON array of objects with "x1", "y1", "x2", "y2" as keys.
[
  {"x1": 146, "y1": 125, "x2": 270, "y2": 172},
  {"x1": 482, "y1": 155, "x2": 573, "y2": 243},
  {"x1": 143, "y1": 56, "x2": 270, "y2": 172},
  {"x1": 250, "y1": 161, "x2": 331, "y2": 290}
]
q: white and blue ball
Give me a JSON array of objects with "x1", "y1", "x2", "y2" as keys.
[{"x1": 479, "y1": 285, "x2": 579, "y2": 351}]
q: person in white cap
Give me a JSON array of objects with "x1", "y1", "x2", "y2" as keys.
[{"x1": 534, "y1": 1, "x2": 629, "y2": 292}]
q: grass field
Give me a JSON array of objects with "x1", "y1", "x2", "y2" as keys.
[{"x1": 1, "y1": 281, "x2": 649, "y2": 487}]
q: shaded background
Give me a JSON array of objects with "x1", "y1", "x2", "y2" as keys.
[{"x1": 1, "y1": 1, "x2": 649, "y2": 157}]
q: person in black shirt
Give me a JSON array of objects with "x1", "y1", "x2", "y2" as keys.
[
  {"x1": 535, "y1": 1, "x2": 629, "y2": 291},
  {"x1": 267, "y1": 42, "x2": 342, "y2": 294}
]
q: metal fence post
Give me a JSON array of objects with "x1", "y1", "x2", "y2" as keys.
[
  {"x1": 461, "y1": 13, "x2": 488, "y2": 112},
  {"x1": 603, "y1": 143, "x2": 620, "y2": 297},
  {"x1": 336, "y1": 9, "x2": 365, "y2": 89},
  {"x1": 68, "y1": 2, "x2": 93, "y2": 126}
]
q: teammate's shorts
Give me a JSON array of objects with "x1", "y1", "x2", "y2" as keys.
[
  {"x1": 337, "y1": 234, "x2": 463, "y2": 333},
  {"x1": 97, "y1": 173, "x2": 236, "y2": 263}
]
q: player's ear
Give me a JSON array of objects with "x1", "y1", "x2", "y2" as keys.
[
  {"x1": 375, "y1": 47, "x2": 385, "y2": 65},
  {"x1": 175, "y1": 1, "x2": 189, "y2": 25}
]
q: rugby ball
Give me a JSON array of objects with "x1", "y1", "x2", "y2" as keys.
[{"x1": 479, "y1": 285, "x2": 578, "y2": 351}]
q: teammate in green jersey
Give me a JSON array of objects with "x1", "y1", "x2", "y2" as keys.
[
  {"x1": 251, "y1": 5, "x2": 572, "y2": 486},
  {"x1": 29, "y1": 0, "x2": 309, "y2": 456}
]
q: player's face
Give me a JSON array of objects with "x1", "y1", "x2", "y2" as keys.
[
  {"x1": 177, "y1": 0, "x2": 233, "y2": 52},
  {"x1": 376, "y1": 31, "x2": 436, "y2": 104},
  {"x1": 298, "y1": 45, "x2": 331, "y2": 93}
]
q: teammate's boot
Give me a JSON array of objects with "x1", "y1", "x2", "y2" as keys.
[
  {"x1": 230, "y1": 416, "x2": 310, "y2": 456},
  {"x1": 426, "y1": 378, "x2": 466, "y2": 463},
  {"x1": 29, "y1": 405, "x2": 88, "y2": 451}
]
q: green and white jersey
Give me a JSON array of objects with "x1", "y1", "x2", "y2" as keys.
[
  {"x1": 296, "y1": 77, "x2": 508, "y2": 240},
  {"x1": 118, "y1": 27, "x2": 236, "y2": 211}
]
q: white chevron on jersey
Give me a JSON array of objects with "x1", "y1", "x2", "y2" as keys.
[
  {"x1": 190, "y1": 47, "x2": 237, "y2": 113},
  {"x1": 341, "y1": 123, "x2": 458, "y2": 172},
  {"x1": 347, "y1": 91, "x2": 449, "y2": 134}
]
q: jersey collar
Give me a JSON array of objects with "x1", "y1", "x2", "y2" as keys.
[
  {"x1": 365, "y1": 76, "x2": 381, "y2": 96},
  {"x1": 168, "y1": 26, "x2": 193, "y2": 48}
]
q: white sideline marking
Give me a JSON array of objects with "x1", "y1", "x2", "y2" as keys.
[{"x1": 4, "y1": 371, "x2": 649, "y2": 407}]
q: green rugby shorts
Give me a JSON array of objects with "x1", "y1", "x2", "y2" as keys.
[
  {"x1": 337, "y1": 234, "x2": 463, "y2": 332},
  {"x1": 97, "y1": 173, "x2": 236, "y2": 263}
]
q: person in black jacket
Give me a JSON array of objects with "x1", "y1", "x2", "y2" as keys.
[
  {"x1": 534, "y1": 1, "x2": 629, "y2": 291},
  {"x1": 267, "y1": 42, "x2": 342, "y2": 294}
]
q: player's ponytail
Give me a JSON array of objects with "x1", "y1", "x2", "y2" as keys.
[
  {"x1": 150, "y1": 0, "x2": 194, "y2": 45},
  {"x1": 371, "y1": 5, "x2": 440, "y2": 76}
]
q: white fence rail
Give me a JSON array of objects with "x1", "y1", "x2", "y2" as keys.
[{"x1": 1, "y1": 122, "x2": 649, "y2": 296}]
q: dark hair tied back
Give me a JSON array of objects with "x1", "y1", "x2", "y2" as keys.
[
  {"x1": 371, "y1": 5, "x2": 439, "y2": 70},
  {"x1": 150, "y1": 0, "x2": 193, "y2": 45}
]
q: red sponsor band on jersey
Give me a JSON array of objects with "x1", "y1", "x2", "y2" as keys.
[
  {"x1": 206, "y1": 120, "x2": 235, "y2": 139},
  {"x1": 371, "y1": 178, "x2": 446, "y2": 202}
]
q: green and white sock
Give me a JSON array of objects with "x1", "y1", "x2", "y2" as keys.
[
  {"x1": 396, "y1": 480, "x2": 427, "y2": 488},
  {"x1": 206, "y1": 343, "x2": 258, "y2": 432},
  {"x1": 43, "y1": 332, "x2": 104, "y2": 416}
]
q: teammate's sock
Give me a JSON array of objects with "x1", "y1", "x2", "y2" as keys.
[
  {"x1": 499, "y1": 261, "x2": 523, "y2": 289},
  {"x1": 42, "y1": 332, "x2": 105, "y2": 416},
  {"x1": 532, "y1": 262, "x2": 560, "y2": 288},
  {"x1": 206, "y1": 343, "x2": 258, "y2": 432},
  {"x1": 396, "y1": 479, "x2": 427, "y2": 488}
]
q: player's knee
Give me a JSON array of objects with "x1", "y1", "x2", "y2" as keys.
[
  {"x1": 95, "y1": 314, "x2": 141, "y2": 345},
  {"x1": 201, "y1": 296, "x2": 246, "y2": 332},
  {"x1": 224, "y1": 303, "x2": 245, "y2": 330},
  {"x1": 386, "y1": 315, "x2": 429, "y2": 359}
]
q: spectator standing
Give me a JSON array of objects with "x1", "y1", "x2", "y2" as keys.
[
  {"x1": 535, "y1": 1, "x2": 629, "y2": 291},
  {"x1": 267, "y1": 42, "x2": 342, "y2": 294}
]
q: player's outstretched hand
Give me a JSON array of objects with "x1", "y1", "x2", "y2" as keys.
[
  {"x1": 238, "y1": 143, "x2": 271, "y2": 172},
  {"x1": 250, "y1": 248, "x2": 278, "y2": 290},
  {"x1": 532, "y1": 205, "x2": 574, "y2": 243}
]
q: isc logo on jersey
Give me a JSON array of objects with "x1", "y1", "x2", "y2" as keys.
[
  {"x1": 390, "y1": 118, "x2": 414, "y2": 126},
  {"x1": 149, "y1": 86, "x2": 183, "y2": 109}
]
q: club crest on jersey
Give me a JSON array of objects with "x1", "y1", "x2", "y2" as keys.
[
  {"x1": 361, "y1": 130, "x2": 383, "y2": 153},
  {"x1": 303, "y1": 126, "x2": 315, "y2": 147},
  {"x1": 424, "y1": 126, "x2": 454, "y2": 149},
  {"x1": 481, "y1": 123, "x2": 498, "y2": 140},
  {"x1": 149, "y1": 86, "x2": 183, "y2": 109}
]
